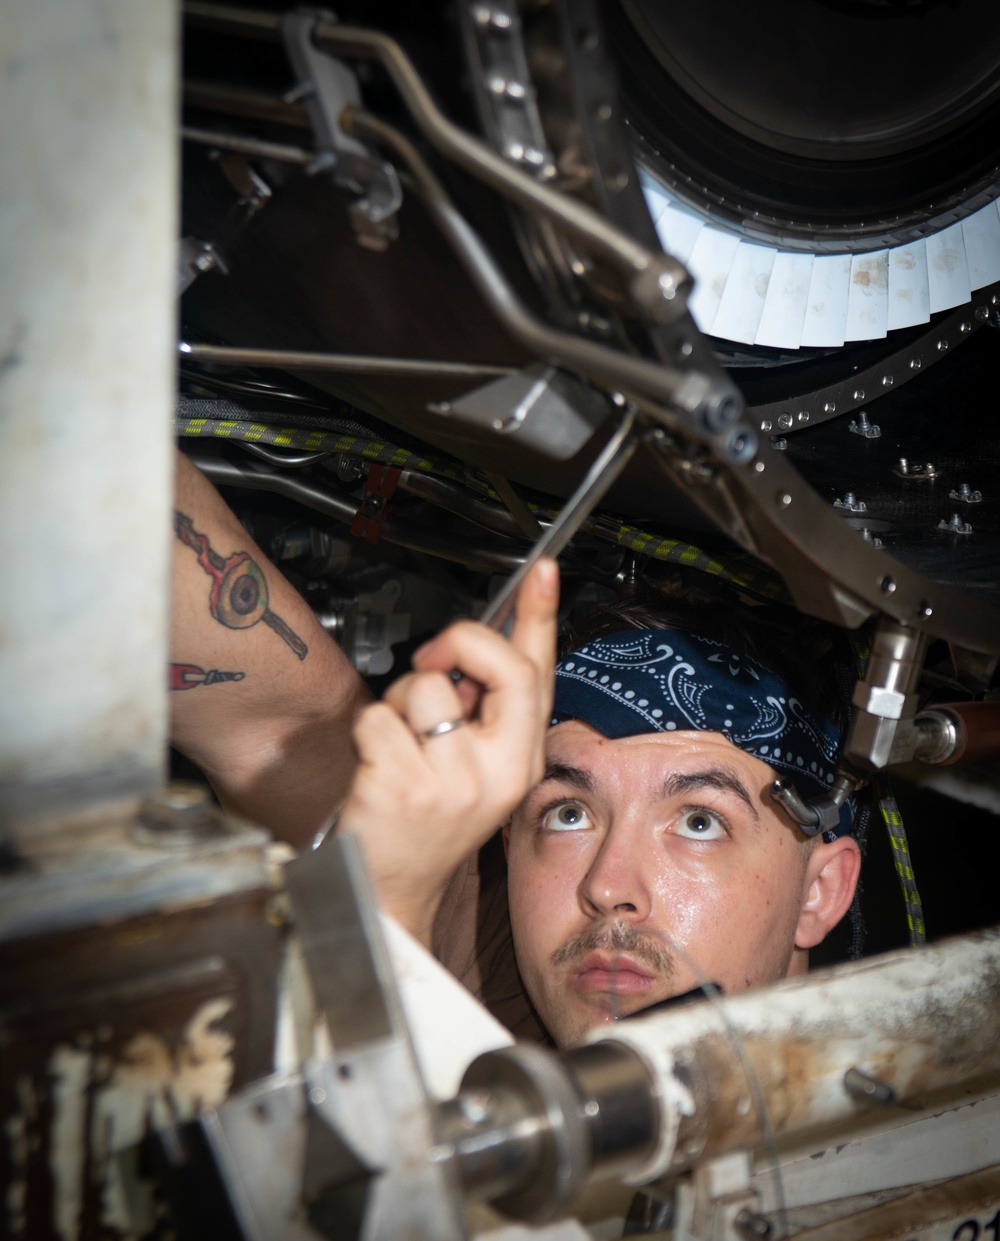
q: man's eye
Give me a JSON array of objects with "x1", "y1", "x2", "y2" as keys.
[
  {"x1": 675, "y1": 809, "x2": 727, "y2": 840},
  {"x1": 541, "y1": 801, "x2": 592, "y2": 832}
]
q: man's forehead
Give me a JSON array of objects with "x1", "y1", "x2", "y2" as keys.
[{"x1": 542, "y1": 720, "x2": 774, "y2": 791}]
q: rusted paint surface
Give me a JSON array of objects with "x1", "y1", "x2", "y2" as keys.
[
  {"x1": 0, "y1": 889, "x2": 281, "y2": 1240},
  {"x1": 599, "y1": 928, "x2": 1000, "y2": 1179}
]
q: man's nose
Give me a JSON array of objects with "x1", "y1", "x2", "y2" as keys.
[{"x1": 578, "y1": 824, "x2": 652, "y2": 922}]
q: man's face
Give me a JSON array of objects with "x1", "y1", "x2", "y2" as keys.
[{"x1": 505, "y1": 720, "x2": 817, "y2": 1048}]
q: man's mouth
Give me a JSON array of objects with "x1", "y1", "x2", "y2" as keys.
[{"x1": 571, "y1": 951, "x2": 658, "y2": 996}]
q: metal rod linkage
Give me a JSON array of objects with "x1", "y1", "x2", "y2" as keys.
[
  {"x1": 179, "y1": 342, "x2": 514, "y2": 380},
  {"x1": 182, "y1": 2, "x2": 690, "y2": 317},
  {"x1": 181, "y1": 125, "x2": 313, "y2": 165}
]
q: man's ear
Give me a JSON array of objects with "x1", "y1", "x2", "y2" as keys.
[{"x1": 795, "y1": 835, "x2": 862, "y2": 950}]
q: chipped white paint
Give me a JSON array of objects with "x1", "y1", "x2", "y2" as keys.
[
  {"x1": 5, "y1": 1077, "x2": 32, "y2": 1236},
  {"x1": 50, "y1": 1047, "x2": 91, "y2": 1241},
  {"x1": 0, "y1": 0, "x2": 177, "y2": 825},
  {"x1": 41, "y1": 999, "x2": 236, "y2": 1240}
]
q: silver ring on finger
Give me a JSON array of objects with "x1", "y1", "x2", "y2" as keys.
[{"x1": 418, "y1": 716, "x2": 467, "y2": 743}]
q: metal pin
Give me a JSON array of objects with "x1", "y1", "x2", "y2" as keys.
[
  {"x1": 849, "y1": 410, "x2": 880, "y2": 439},
  {"x1": 734, "y1": 1208, "x2": 773, "y2": 1238},
  {"x1": 949, "y1": 483, "x2": 982, "y2": 503},
  {"x1": 844, "y1": 1067, "x2": 895, "y2": 1107}
]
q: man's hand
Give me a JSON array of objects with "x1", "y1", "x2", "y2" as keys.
[{"x1": 338, "y1": 558, "x2": 559, "y2": 947}]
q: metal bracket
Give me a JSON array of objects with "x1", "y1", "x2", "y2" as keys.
[
  {"x1": 281, "y1": 10, "x2": 402, "y2": 250},
  {"x1": 351, "y1": 463, "x2": 402, "y2": 544},
  {"x1": 443, "y1": 363, "x2": 614, "y2": 460},
  {"x1": 283, "y1": 833, "x2": 466, "y2": 1239}
]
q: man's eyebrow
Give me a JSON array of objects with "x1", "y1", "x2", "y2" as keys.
[
  {"x1": 662, "y1": 767, "x2": 759, "y2": 822},
  {"x1": 537, "y1": 761, "x2": 596, "y2": 794}
]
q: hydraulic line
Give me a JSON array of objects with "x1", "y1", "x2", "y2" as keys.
[{"x1": 185, "y1": 445, "x2": 525, "y2": 574}]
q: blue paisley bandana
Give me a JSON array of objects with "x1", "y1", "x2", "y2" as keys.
[{"x1": 552, "y1": 629, "x2": 854, "y2": 836}]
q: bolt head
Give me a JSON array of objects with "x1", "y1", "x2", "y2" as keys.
[{"x1": 136, "y1": 781, "x2": 218, "y2": 842}]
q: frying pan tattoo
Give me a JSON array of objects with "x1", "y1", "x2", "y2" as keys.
[{"x1": 174, "y1": 510, "x2": 308, "y2": 660}]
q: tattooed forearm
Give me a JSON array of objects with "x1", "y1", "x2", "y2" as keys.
[
  {"x1": 173, "y1": 509, "x2": 309, "y2": 660},
  {"x1": 170, "y1": 663, "x2": 246, "y2": 691}
]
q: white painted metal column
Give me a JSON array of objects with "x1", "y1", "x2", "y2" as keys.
[{"x1": 0, "y1": 0, "x2": 178, "y2": 828}]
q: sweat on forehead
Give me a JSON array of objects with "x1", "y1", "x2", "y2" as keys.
[{"x1": 551, "y1": 629, "x2": 850, "y2": 827}]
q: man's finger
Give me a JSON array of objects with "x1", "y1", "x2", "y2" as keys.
[
  {"x1": 509, "y1": 557, "x2": 559, "y2": 724},
  {"x1": 389, "y1": 669, "x2": 467, "y2": 742},
  {"x1": 353, "y1": 701, "x2": 422, "y2": 769}
]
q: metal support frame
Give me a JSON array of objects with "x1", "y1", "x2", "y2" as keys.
[{"x1": 0, "y1": 0, "x2": 178, "y2": 830}]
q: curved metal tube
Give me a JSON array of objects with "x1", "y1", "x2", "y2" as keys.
[
  {"x1": 398, "y1": 470, "x2": 538, "y2": 540},
  {"x1": 181, "y1": 125, "x2": 313, "y2": 165},
  {"x1": 345, "y1": 110, "x2": 735, "y2": 431},
  {"x1": 239, "y1": 442, "x2": 333, "y2": 468},
  {"x1": 183, "y1": 3, "x2": 689, "y2": 310},
  {"x1": 185, "y1": 446, "x2": 525, "y2": 573}
]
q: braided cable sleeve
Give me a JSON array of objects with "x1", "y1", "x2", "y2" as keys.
[{"x1": 877, "y1": 780, "x2": 927, "y2": 947}]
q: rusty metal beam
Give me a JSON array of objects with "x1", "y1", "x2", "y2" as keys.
[{"x1": 599, "y1": 927, "x2": 1000, "y2": 1184}]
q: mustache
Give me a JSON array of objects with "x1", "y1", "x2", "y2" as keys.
[{"x1": 551, "y1": 919, "x2": 675, "y2": 977}]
